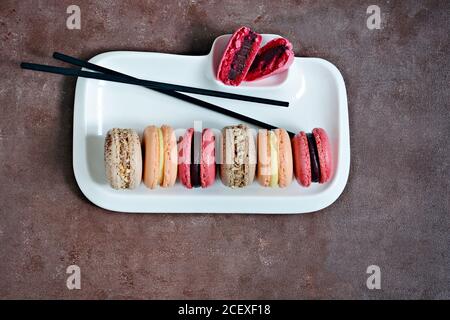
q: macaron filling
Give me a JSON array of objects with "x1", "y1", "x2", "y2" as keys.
[
  {"x1": 269, "y1": 131, "x2": 279, "y2": 187},
  {"x1": 217, "y1": 27, "x2": 262, "y2": 86},
  {"x1": 259, "y1": 45, "x2": 288, "y2": 64},
  {"x1": 228, "y1": 31, "x2": 258, "y2": 81},
  {"x1": 117, "y1": 133, "x2": 131, "y2": 188},
  {"x1": 233, "y1": 127, "x2": 248, "y2": 187},
  {"x1": 161, "y1": 125, "x2": 177, "y2": 188},
  {"x1": 190, "y1": 131, "x2": 202, "y2": 188},
  {"x1": 247, "y1": 46, "x2": 286, "y2": 79},
  {"x1": 306, "y1": 133, "x2": 321, "y2": 183}
]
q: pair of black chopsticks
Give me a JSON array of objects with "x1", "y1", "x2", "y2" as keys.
[{"x1": 21, "y1": 52, "x2": 295, "y2": 136}]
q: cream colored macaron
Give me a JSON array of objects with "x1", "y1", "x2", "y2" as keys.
[
  {"x1": 257, "y1": 128, "x2": 293, "y2": 188},
  {"x1": 220, "y1": 124, "x2": 256, "y2": 188}
]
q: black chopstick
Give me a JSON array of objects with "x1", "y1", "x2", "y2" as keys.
[
  {"x1": 20, "y1": 62, "x2": 288, "y2": 107},
  {"x1": 21, "y1": 53, "x2": 296, "y2": 136},
  {"x1": 52, "y1": 52, "x2": 296, "y2": 137}
]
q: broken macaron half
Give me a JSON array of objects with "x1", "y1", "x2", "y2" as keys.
[
  {"x1": 245, "y1": 37, "x2": 294, "y2": 82},
  {"x1": 216, "y1": 26, "x2": 262, "y2": 86}
]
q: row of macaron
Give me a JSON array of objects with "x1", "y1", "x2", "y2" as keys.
[{"x1": 104, "y1": 124, "x2": 333, "y2": 190}]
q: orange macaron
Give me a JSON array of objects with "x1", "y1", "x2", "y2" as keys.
[
  {"x1": 257, "y1": 128, "x2": 293, "y2": 188},
  {"x1": 142, "y1": 125, "x2": 178, "y2": 189}
]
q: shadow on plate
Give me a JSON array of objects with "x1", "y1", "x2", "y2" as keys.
[{"x1": 85, "y1": 135, "x2": 107, "y2": 185}]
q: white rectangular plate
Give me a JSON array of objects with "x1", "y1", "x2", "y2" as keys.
[{"x1": 73, "y1": 34, "x2": 350, "y2": 214}]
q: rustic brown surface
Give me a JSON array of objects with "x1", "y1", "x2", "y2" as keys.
[{"x1": 0, "y1": 0, "x2": 449, "y2": 299}]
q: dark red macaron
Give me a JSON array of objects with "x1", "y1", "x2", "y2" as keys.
[
  {"x1": 292, "y1": 128, "x2": 333, "y2": 187},
  {"x1": 216, "y1": 26, "x2": 262, "y2": 86}
]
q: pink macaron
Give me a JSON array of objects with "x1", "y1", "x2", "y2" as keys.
[
  {"x1": 292, "y1": 131, "x2": 312, "y2": 187},
  {"x1": 312, "y1": 128, "x2": 333, "y2": 183},
  {"x1": 200, "y1": 128, "x2": 216, "y2": 188},
  {"x1": 178, "y1": 128, "x2": 216, "y2": 188},
  {"x1": 178, "y1": 128, "x2": 193, "y2": 188},
  {"x1": 292, "y1": 128, "x2": 333, "y2": 187}
]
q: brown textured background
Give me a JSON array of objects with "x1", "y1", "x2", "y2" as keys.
[{"x1": 0, "y1": 0, "x2": 449, "y2": 299}]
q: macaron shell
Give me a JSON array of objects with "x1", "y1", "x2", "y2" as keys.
[
  {"x1": 312, "y1": 128, "x2": 333, "y2": 183},
  {"x1": 161, "y1": 125, "x2": 177, "y2": 188},
  {"x1": 292, "y1": 131, "x2": 311, "y2": 187},
  {"x1": 200, "y1": 128, "x2": 216, "y2": 188},
  {"x1": 257, "y1": 129, "x2": 271, "y2": 187},
  {"x1": 275, "y1": 129, "x2": 293, "y2": 188},
  {"x1": 157, "y1": 128, "x2": 164, "y2": 185},
  {"x1": 104, "y1": 129, "x2": 125, "y2": 189},
  {"x1": 220, "y1": 126, "x2": 235, "y2": 187},
  {"x1": 247, "y1": 127, "x2": 257, "y2": 185},
  {"x1": 143, "y1": 125, "x2": 161, "y2": 189},
  {"x1": 268, "y1": 131, "x2": 279, "y2": 187},
  {"x1": 177, "y1": 128, "x2": 193, "y2": 189},
  {"x1": 127, "y1": 130, "x2": 143, "y2": 189}
]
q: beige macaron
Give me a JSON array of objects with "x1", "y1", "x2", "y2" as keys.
[
  {"x1": 104, "y1": 128, "x2": 142, "y2": 189},
  {"x1": 220, "y1": 124, "x2": 256, "y2": 188}
]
